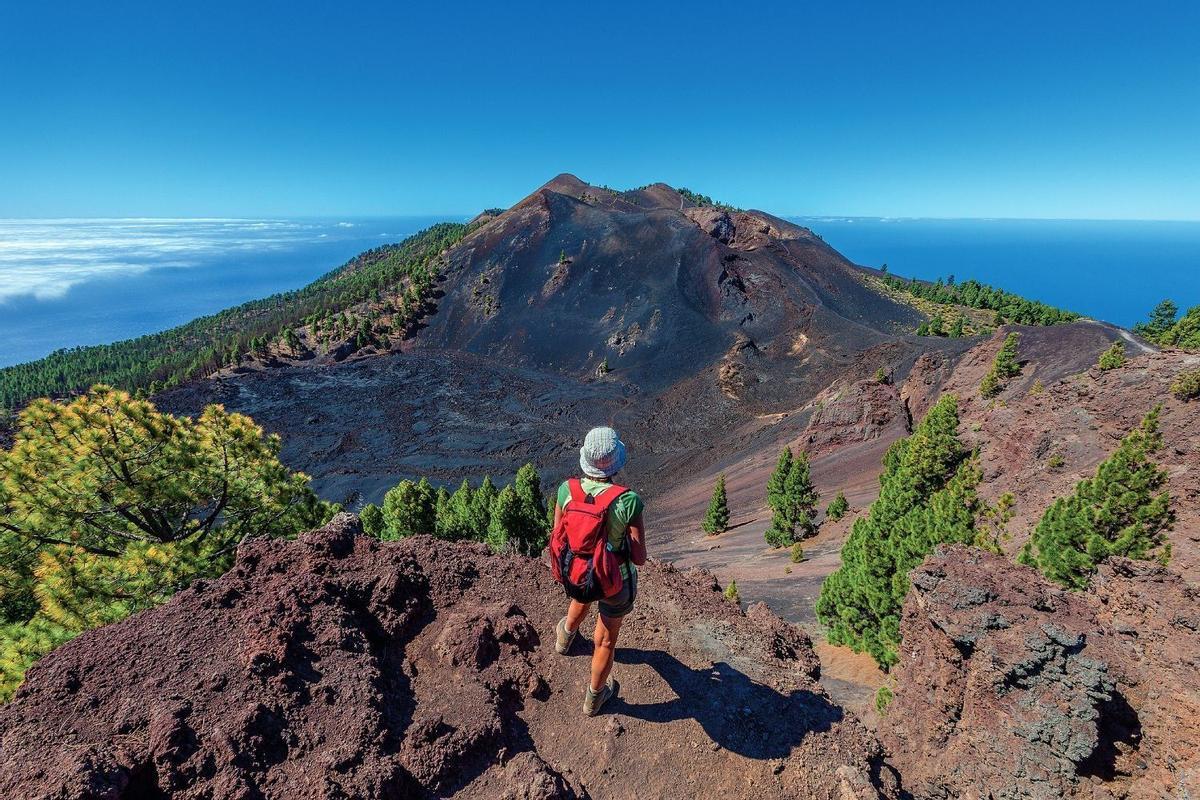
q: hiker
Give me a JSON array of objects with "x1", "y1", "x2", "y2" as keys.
[{"x1": 549, "y1": 426, "x2": 646, "y2": 716}]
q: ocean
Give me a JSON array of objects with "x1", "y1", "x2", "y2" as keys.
[
  {"x1": 796, "y1": 217, "x2": 1200, "y2": 329},
  {"x1": 0, "y1": 217, "x2": 454, "y2": 368},
  {"x1": 1, "y1": 216, "x2": 1196, "y2": 369}
]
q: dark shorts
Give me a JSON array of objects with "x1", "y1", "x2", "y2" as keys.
[{"x1": 599, "y1": 568, "x2": 638, "y2": 619}]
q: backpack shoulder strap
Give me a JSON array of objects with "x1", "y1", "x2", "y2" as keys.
[
  {"x1": 565, "y1": 478, "x2": 588, "y2": 507},
  {"x1": 591, "y1": 483, "x2": 628, "y2": 512}
]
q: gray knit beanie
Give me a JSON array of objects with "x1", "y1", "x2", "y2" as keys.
[{"x1": 579, "y1": 426, "x2": 627, "y2": 479}]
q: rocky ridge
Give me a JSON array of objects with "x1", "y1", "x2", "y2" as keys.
[
  {"x1": 0, "y1": 515, "x2": 898, "y2": 800},
  {"x1": 881, "y1": 545, "x2": 1200, "y2": 800}
]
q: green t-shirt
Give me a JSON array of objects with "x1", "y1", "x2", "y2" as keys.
[{"x1": 557, "y1": 478, "x2": 644, "y2": 577}]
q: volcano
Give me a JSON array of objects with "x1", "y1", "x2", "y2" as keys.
[
  {"x1": 157, "y1": 174, "x2": 972, "y2": 500},
  {"x1": 5, "y1": 175, "x2": 1199, "y2": 799}
]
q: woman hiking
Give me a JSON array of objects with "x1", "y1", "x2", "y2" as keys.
[{"x1": 549, "y1": 426, "x2": 646, "y2": 716}]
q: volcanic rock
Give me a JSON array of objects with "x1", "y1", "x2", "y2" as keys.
[
  {"x1": 880, "y1": 545, "x2": 1200, "y2": 800},
  {"x1": 0, "y1": 514, "x2": 899, "y2": 800}
]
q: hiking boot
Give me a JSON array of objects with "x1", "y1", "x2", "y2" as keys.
[
  {"x1": 584, "y1": 679, "x2": 618, "y2": 716},
  {"x1": 554, "y1": 616, "x2": 577, "y2": 655}
]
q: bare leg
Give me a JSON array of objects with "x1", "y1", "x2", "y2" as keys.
[
  {"x1": 565, "y1": 599, "x2": 590, "y2": 633},
  {"x1": 590, "y1": 613, "x2": 624, "y2": 691}
]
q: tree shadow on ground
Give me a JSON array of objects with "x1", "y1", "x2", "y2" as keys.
[{"x1": 610, "y1": 647, "x2": 842, "y2": 759}]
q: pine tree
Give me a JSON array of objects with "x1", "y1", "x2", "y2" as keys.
[
  {"x1": 359, "y1": 503, "x2": 385, "y2": 538},
  {"x1": 981, "y1": 332, "x2": 1021, "y2": 398},
  {"x1": 816, "y1": 394, "x2": 981, "y2": 668},
  {"x1": 764, "y1": 449, "x2": 820, "y2": 546},
  {"x1": 381, "y1": 478, "x2": 436, "y2": 539},
  {"x1": 510, "y1": 464, "x2": 550, "y2": 554},
  {"x1": 783, "y1": 451, "x2": 820, "y2": 538},
  {"x1": 1098, "y1": 341, "x2": 1126, "y2": 371},
  {"x1": 767, "y1": 448, "x2": 793, "y2": 516},
  {"x1": 763, "y1": 511, "x2": 793, "y2": 548},
  {"x1": 1021, "y1": 406, "x2": 1173, "y2": 589},
  {"x1": 438, "y1": 480, "x2": 476, "y2": 540},
  {"x1": 948, "y1": 316, "x2": 965, "y2": 338},
  {"x1": 1159, "y1": 305, "x2": 1200, "y2": 349},
  {"x1": 469, "y1": 477, "x2": 498, "y2": 536},
  {"x1": 702, "y1": 474, "x2": 730, "y2": 534},
  {"x1": 0, "y1": 619, "x2": 75, "y2": 702},
  {"x1": 432, "y1": 487, "x2": 452, "y2": 539},
  {"x1": 826, "y1": 491, "x2": 849, "y2": 521},
  {"x1": 1133, "y1": 299, "x2": 1178, "y2": 342},
  {"x1": 486, "y1": 485, "x2": 524, "y2": 554},
  {"x1": 0, "y1": 386, "x2": 332, "y2": 698}
]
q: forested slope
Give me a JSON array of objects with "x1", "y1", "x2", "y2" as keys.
[{"x1": 0, "y1": 222, "x2": 469, "y2": 410}]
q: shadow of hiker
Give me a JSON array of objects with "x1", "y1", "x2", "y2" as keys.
[{"x1": 609, "y1": 648, "x2": 842, "y2": 759}]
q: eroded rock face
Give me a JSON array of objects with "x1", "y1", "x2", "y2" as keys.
[
  {"x1": 1088, "y1": 558, "x2": 1200, "y2": 798},
  {"x1": 802, "y1": 379, "x2": 906, "y2": 458},
  {"x1": 0, "y1": 514, "x2": 898, "y2": 800},
  {"x1": 881, "y1": 545, "x2": 1200, "y2": 800}
]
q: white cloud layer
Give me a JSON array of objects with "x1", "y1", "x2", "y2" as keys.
[{"x1": 0, "y1": 219, "x2": 338, "y2": 303}]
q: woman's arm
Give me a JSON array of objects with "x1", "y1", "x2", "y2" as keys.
[{"x1": 627, "y1": 512, "x2": 646, "y2": 566}]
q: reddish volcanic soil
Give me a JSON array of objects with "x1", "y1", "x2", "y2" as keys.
[{"x1": 0, "y1": 515, "x2": 899, "y2": 800}]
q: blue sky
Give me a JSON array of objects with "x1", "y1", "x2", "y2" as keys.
[{"x1": 2, "y1": 1, "x2": 1198, "y2": 220}]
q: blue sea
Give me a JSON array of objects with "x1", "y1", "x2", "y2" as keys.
[
  {"x1": 1, "y1": 216, "x2": 1197, "y2": 369},
  {"x1": 0, "y1": 217, "x2": 455, "y2": 368},
  {"x1": 795, "y1": 217, "x2": 1200, "y2": 328}
]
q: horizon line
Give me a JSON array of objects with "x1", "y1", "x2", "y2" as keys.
[{"x1": 2, "y1": 213, "x2": 1199, "y2": 224}]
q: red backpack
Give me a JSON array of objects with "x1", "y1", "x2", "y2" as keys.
[{"x1": 549, "y1": 479, "x2": 629, "y2": 602}]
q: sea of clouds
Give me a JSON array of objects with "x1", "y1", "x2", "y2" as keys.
[{"x1": 0, "y1": 218, "x2": 358, "y2": 303}]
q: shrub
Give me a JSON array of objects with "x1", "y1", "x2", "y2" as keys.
[
  {"x1": 1020, "y1": 406, "x2": 1173, "y2": 589},
  {"x1": 1047, "y1": 453, "x2": 1065, "y2": 470},
  {"x1": 874, "y1": 685, "x2": 894, "y2": 714},
  {"x1": 790, "y1": 542, "x2": 805, "y2": 563},
  {"x1": 1171, "y1": 369, "x2": 1200, "y2": 401},
  {"x1": 723, "y1": 580, "x2": 740, "y2": 604},
  {"x1": 826, "y1": 491, "x2": 849, "y2": 521},
  {"x1": 1098, "y1": 342, "x2": 1126, "y2": 371},
  {"x1": 359, "y1": 503, "x2": 385, "y2": 537}
]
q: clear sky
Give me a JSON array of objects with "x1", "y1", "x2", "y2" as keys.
[{"x1": 2, "y1": 1, "x2": 1198, "y2": 220}]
